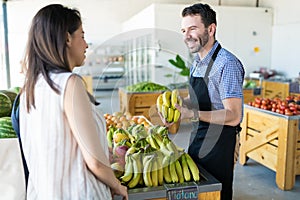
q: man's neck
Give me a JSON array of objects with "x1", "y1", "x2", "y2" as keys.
[{"x1": 198, "y1": 39, "x2": 216, "y2": 60}]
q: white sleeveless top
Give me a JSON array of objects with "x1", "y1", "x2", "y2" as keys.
[{"x1": 20, "y1": 73, "x2": 111, "y2": 200}]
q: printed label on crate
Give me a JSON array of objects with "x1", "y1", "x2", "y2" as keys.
[{"x1": 164, "y1": 182, "x2": 198, "y2": 200}]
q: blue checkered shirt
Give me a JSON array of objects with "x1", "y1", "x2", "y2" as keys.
[{"x1": 190, "y1": 41, "x2": 244, "y2": 117}]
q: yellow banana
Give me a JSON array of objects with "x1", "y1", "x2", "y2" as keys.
[
  {"x1": 139, "y1": 173, "x2": 144, "y2": 186},
  {"x1": 151, "y1": 158, "x2": 158, "y2": 187},
  {"x1": 120, "y1": 155, "x2": 133, "y2": 182},
  {"x1": 167, "y1": 107, "x2": 174, "y2": 122},
  {"x1": 162, "y1": 105, "x2": 169, "y2": 119},
  {"x1": 156, "y1": 94, "x2": 163, "y2": 113},
  {"x1": 162, "y1": 90, "x2": 172, "y2": 107},
  {"x1": 178, "y1": 97, "x2": 183, "y2": 106},
  {"x1": 169, "y1": 158, "x2": 178, "y2": 183},
  {"x1": 152, "y1": 133, "x2": 163, "y2": 147},
  {"x1": 127, "y1": 153, "x2": 142, "y2": 188},
  {"x1": 173, "y1": 109, "x2": 180, "y2": 123},
  {"x1": 143, "y1": 155, "x2": 153, "y2": 187},
  {"x1": 180, "y1": 153, "x2": 191, "y2": 182},
  {"x1": 185, "y1": 153, "x2": 200, "y2": 182},
  {"x1": 162, "y1": 156, "x2": 172, "y2": 183},
  {"x1": 156, "y1": 151, "x2": 164, "y2": 186},
  {"x1": 171, "y1": 89, "x2": 179, "y2": 108},
  {"x1": 148, "y1": 135, "x2": 160, "y2": 150},
  {"x1": 175, "y1": 159, "x2": 184, "y2": 183}
]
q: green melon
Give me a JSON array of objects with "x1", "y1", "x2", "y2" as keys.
[
  {"x1": 0, "y1": 117, "x2": 17, "y2": 138},
  {"x1": 0, "y1": 92, "x2": 12, "y2": 117}
]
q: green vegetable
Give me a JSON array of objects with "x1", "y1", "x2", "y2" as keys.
[{"x1": 126, "y1": 81, "x2": 169, "y2": 92}]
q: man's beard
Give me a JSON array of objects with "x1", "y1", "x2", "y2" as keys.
[{"x1": 185, "y1": 29, "x2": 209, "y2": 53}]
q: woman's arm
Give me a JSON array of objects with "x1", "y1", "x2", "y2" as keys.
[{"x1": 64, "y1": 75, "x2": 127, "y2": 199}]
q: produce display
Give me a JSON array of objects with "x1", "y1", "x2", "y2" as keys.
[
  {"x1": 105, "y1": 113, "x2": 200, "y2": 189},
  {"x1": 125, "y1": 81, "x2": 169, "y2": 92},
  {"x1": 156, "y1": 89, "x2": 181, "y2": 123},
  {"x1": 247, "y1": 96, "x2": 300, "y2": 116},
  {"x1": 0, "y1": 87, "x2": 20, "y2": 138}
]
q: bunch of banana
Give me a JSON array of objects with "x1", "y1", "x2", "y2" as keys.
[
  {"x1": 126, "y1": 151, "x2": 143, "y2": 188},
  {"x1": 181, "y1": 153, "x2": 200, "y2": 182},
  {"x1": 156, "y1": 89, "x2": 182, "y2": 123}
]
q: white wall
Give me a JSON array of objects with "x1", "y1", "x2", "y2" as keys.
[{"x1": 1, "y1": 0, "x2": 299, "y2": 89}]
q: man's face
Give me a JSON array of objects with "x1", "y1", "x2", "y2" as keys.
[{"x1": 181, "y1": 15, "x2": 209, "y2": 53}]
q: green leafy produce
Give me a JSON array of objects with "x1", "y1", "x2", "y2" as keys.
[{"x1": 126, "y1": 81, "x2": 169, "y2": 92}]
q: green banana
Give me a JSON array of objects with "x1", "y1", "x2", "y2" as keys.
[
  {"x1": 162, "y1": 90, "x2": 172, "y2": 107},
  {"x1": 185, "y1": 153, "x2": 200, "y2": 182},
  {"x1": 127, "y1": 152, "x2": 142, "y2": 188},
  {"x1": 180, "y1": 153, "x2": 191, "y2": 182},
  {"x1": 160, "y1": 141, "x2": 174, "y2": 157},
  {"x1": 165, "y1": 138, "x2": 179, "y2": 160},
  {"x1": 120, "y1": 155, "x2": 133, "y2": 182},
  {"x1": 175, "y1": 159, "x2": 184, "y2": 183},
  {"x1": 171, "y1": 89, "x2": 179, "y2": 108},
  {"x1": 106, "y1": 126, "x2": 115, "y2": 148}
]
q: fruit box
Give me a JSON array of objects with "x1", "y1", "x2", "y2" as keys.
[
  {"x1": 239, "y1": 105, "x2": 300, "y2": 190},
  {"x1": 118, "y1": 88, "x2": 163, "y2": 120},
  {"x1": 261, "y1": 80, "x2": 290, "y2": 99},
  {"x1": 118, "y1": 88, "x2": 188, "y2": 133}
]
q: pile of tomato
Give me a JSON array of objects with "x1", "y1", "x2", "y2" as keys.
[{"x1": 247, "y1": 96, "x2": 300, "y2": 116}]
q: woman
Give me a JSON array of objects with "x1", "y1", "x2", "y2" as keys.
[{"x1": 20, "y1": 4, "x2": 127, "y2": 200}]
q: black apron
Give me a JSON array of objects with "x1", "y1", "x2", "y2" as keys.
[{"x1": 187, "y1": 44, "x2": 238, "y2": 200}]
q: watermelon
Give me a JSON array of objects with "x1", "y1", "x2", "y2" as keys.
[
  {"x1": 0, "y1": 117, "x2": 17, "y2": 138},
  {"x1": 0, "y1": 92, "x2": 13, "y2": 117},
  {"x1": 0, "y1": 90, "x2": 17, "y2": 117}
]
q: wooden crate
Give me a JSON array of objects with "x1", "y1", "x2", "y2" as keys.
[
  {"x1": 261, "y1": 80, "x2": 289, "y2": 99},
  {"x1": 243, "y1": 89, "x2": 261, "y2": 104},
  {"x1": 119, "y1": 88, "x2": 163, "y2": 120},
  {"x1": 239, "y1": 105, "x2": 300, "y2": 190}
]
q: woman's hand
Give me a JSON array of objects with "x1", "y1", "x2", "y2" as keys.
[{"x1": 111, "y1": 181, "x2": 128, "y2": 200}]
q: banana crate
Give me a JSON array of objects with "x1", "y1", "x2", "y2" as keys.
[
  {"x1": 118, "y1": 88, "x2": 188, "y2": 133},
  {"x1": 239, "y1": 105, "x2": 300, "y2": 190}
]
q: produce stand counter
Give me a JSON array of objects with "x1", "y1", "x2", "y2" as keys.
[
  {"x1": 114, "y1": 166, "x2": 221, "y2": 200},
  {"x1": 240, "y1": 104, "x2": 300, "y2": 190}
]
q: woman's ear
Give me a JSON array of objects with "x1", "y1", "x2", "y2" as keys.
[{"x1": 66, "y1": 32, "x2": 72, "y2": 47}]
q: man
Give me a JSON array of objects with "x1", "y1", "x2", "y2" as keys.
[{"x1": 177, "y1": 3, "x2": 244, "y2": 200}]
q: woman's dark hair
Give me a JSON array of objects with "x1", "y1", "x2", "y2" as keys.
[
  {"x1": 22, "y1": 4, "x2": 82, "y2": 111},
  {"x1": 182, "y1": 3, "x2": 217, "y2": 28}
]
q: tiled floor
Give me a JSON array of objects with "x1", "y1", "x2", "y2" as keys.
[{"x1": 95, "y1": 89, "x2": 300, "y2": 200}]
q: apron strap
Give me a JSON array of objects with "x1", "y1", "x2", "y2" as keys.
[{"x1": 204, "y1": 44, "x2": 221, "y2": 85}]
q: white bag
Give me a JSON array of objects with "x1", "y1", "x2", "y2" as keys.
[{"x1": 0, "y1": 138, "x2": 26, "y2": 200}]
